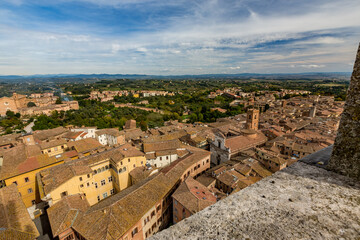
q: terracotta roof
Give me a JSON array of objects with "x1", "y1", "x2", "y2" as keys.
[
  {"x1": 39, "y1": 139, "x2": 67, "y2": 150},
  {"x1": 172, "y1": 177, "x2": 216, "y2": 214},
  {"x1": 63, "y1": 131, "x2": 84, "y2": 139},
  {"x1": 0, "y1": 133, "x2": 21, "y2": 146},
  {"x1": 225, "y1": 132, "x2": 267, "y2": 153},
  {"x1": 47, "y1": 194, "x2": 90, "y2": 237},
  {"x1": 196, "y1": 175, "x2": 216, "y2": 188},
  {"x1": 33, "y1": 127, "x2": 69, "y2": 141},
  {"x1": 96, "y1": 128, "x2": 123, "y2": 137},
  {"x1": 0, "y1": 144, "x2": 67, "y2": 180},
  {"x1": 67, "y1": 138, "x2": 102, "y2": 153},
  {"x1": 0, "y1": 184, "x2": 39, "y2": 240},
  {"x1": 250, "y1": 162, "x2": 273, "y2": 178},
  {"x1": 216, "y1": 170, "x2": 244, "y2": 188},
  {"x1": 143, "y1": 139, "x2": 182, "y2": 153}
]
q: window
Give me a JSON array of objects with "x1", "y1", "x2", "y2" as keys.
[
  {"x1": 123, "y1": 167, "x2": 126, "y2": 172},
  {"x1": 94, "y1": 170, "x2": 97, "y2": 174},
  {"x1": 60, "y1": 191, "x2": 67, "y2": 197},
  {"x1": 108, "y1": 176, "x2": 112, "y2": 182},
  {"x1": 103, "y1": 192, "x2": 108, "y2": 198},
  {"x1": 31, "y1": 200, "x2": 36, "y2": 205},
  {"x1": 152, "y1": 223, "x2": 156, "y2": 231},
  {"x1": 174, "y1": 200, "x2": 177, "y2": 205},
  {"x1": 101, "y1": 167, "x2": 105, "y2": 171},
  {"x1": 95, "y1": 183, "x2": 98, "y2": 188},
  {"x1": 133, "y1": 164, "x2": 135, "y2": 168},
  {"x1": 128, "y1": 158, "x2": 130, "y2": 162},
  {"x1": 105, "y1": 165, "x2": 109, "y2": 170},
  {"x1": 48, "y1": 149, "x2": 51, "y2": 153},
  {"x1": 120, "y1": 161, "x2": 123, "y2": 165},
  {"x1": 28, "y1": 188, "x2": 33, "y2": 193},
  {"x1": 80, "y1": 184, "x2": 84, "y2": 188},
  {"x1": 101, "y1": 180, "x2": 106, "y2": 186},
  {"x1": 156, "y1": 205, "x2": 161, "y2": 212},
  {"x1": 110, "y1": 189, "x2": 115, "y2": 195},
  {"x1": 4, "y1": 102, "x2": 8, "y2": 105},
  {"x1": 54, "y1": 147, "x2": 58, "y2": 151},
  {"x1": 131, "y1": 228, "x2": 138, "y2": 237},
  {"x1": 79, "y1": 177, "x2": 83, "y2": 181},
  {"x1": 87, "y1": 174, "x2": 90, "y2": 178},
  {"x1": 160, "y1": 157, "x2": 162, "y2": 161},
  {"x1": 13, "y1": 181, "x2": 17, "y2": 186},
  {"x1": 151, "y1": 211, "x2": 155, "y2": 218},
  {"x1": 97, "y1": 196, "x2": 100, "y2": 201},
  {"x1": 166, "y1": 156, "x2": 169, "y2": 160},
  {"x1": 64, "y1": 234, "x2": 75, "y2": 240},
  {"x1": 119, "y1": 168, "x2": 123, "y2": 173},
  {"x1": 61, "y1": 145, "x2": 64, "y2": 149},
  {"x1": 87, "y1": 182, "x2": 90, "y2": 187}
]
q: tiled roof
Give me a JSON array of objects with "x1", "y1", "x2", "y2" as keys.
[
  {"x1": 143, "y1": 139, "x2": 182, "y2": 153},
  {"x1": 96, "y1": 128, "x2": 123, "y2": 137},
  {"x1": 0, "y1": 144, "x2": 67, "y2": 180},
  {"x1": 225, "y1": 132, "x2": 267, "y2": 153},
  {"x1": 39, "y1": 139, "x2": 67, "y2": 150},
  {"x1": 47, "y1": 194, "x2": 90, "y2": 237},
  {"x1": 172, "y1": 177, "x2": 216, "y2": 214},
  {"x1": 67, "y1": 138, "x2": 102, "y2": 153},
  {"x1": 33, "y1": 127, "x2": 69, "y2": 141},
  {"x1": 0, "y1": 184, "x2": 39, "y2": 240}
]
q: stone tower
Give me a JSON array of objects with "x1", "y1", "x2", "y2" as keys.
[
  {"x1": 328, "y1": 43, "x2": 360, "y2": 180},
  {"x1": 246, "y1": 108, "x2": 259, "y2": 131}
]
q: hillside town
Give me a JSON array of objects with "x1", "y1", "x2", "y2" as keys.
[
  {"x1": 0, "y1": 92, "x2": 79, "y2": 117},
  {"x1": 0, "y1": 89, "x2": 342, "y2": 240}
]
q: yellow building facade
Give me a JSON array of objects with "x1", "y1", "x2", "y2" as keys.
[{"x1": 39, "y1": 145, "x2": 146, "y2": 206}]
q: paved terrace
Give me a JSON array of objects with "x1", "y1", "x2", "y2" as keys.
[{"x1": 151, "y1": 147, "x2": 360, "y2": 239}]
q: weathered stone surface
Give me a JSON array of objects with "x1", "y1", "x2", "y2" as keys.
[
  {"x1": 329, "y1": 43, "x2": 360, "y2": 180},
  {"x1": 151, "y1": 161, "x2": 360, "y2": 240}
]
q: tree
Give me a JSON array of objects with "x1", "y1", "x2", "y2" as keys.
[
  {"x1": 6, "y1": 110, "x2": 15, "y2": 118},
  {"x1": 139, "y1": 120, "x2": 148, "y2": 131},
  {"x1": 27, "y1": 102, "x2": 36, "y2": 107},
  {"x1": 55, "y1": 98, "x2": 62, "y2": 104}
]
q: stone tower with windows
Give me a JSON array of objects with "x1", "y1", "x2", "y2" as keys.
[{"x1": 246, "y1": 108, "x2": 259, "y2": 130}]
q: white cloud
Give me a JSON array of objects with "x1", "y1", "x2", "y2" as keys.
[
  {"x1": 229, "y1": 66, "x2": 241, "y2": 70},
  {"x1": 0, "y1": 0, "x2": 359, "y2": 74}
]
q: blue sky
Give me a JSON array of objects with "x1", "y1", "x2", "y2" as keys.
[{"x1": 0, "y1": 0, "x2": 359, "y2": 75}]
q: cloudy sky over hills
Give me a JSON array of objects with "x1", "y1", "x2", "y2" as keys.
[{"x1": 0, "y1": 0, "x2": 359, "y2": 75}]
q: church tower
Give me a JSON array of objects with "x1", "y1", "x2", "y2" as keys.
[{"x1": 246, "y1": 108, "x2": 259, "y2": 130}]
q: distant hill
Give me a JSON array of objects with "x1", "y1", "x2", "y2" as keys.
[{"x1": 0, "y1": 72, "x2": 351, "y2": 82}]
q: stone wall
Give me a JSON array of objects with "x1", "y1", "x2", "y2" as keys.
[
  {"x1": 150, "y1": 161, "x2": 360, "y2": 240},
  {"x1": 329, "y1": 43, "x2": 360, "y2": 180}
]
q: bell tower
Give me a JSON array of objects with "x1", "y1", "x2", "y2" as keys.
[{"x1": 246, "y1": 108, "x2": 259, "y2": 131}]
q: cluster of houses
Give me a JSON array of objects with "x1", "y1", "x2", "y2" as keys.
[
  {"x1": 89, "y1": 90, "x2": 175, "y2": 102},
  {"x1": 0, "y1": 91, "x2": 342, "y2": 240},
  {"x1": 0, "y1": 92, "x2": 79, "y2": 117}
]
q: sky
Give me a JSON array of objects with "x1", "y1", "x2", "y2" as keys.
[{"x1": 0, "y1": 0, "x2": 360, "y2": 75}]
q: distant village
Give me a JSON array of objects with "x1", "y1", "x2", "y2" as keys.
[
  {"x1": 0, "y1": 92, "x2": 79, "y2": 117},
  {"x1": 0, "y1": 88, "x2": 343, "y2": 240}
]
